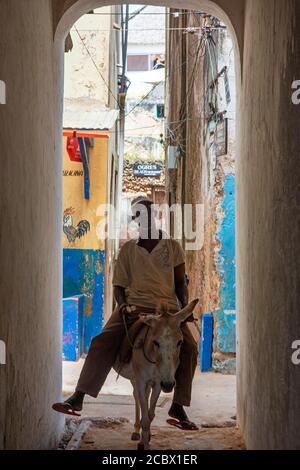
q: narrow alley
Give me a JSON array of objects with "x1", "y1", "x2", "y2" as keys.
[{"x1": 1, "y1": 0, "x2": 300, "y2": 460}]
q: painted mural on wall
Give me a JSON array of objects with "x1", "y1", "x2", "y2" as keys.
[
  {"x1": 62, "y1": 135, "x2": 109, "y2": 360},
  {"x1": 63, "y1": 207, "x2": 90, "y2": 244}
]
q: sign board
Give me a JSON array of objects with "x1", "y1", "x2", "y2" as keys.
[
  {"x1": 223, "y1": 68, "x2": 231, "y2": 105},
  {"x1": 156, "y1": 104, "x2": 165, "y2": 119},
  {"x1": 216, "y1": 118, "x2": 228, "y2": 157},
  {"x1": 133, "y1": 163, "x2": 162, "y2": 177}
]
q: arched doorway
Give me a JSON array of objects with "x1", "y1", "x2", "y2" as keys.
[{"x1": 54, "y1": 0, "x2": 242, "y2": 450}]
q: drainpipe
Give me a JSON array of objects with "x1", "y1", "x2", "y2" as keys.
[
  {"x1": 116, "y1": 5, "x2": 129, "y2": 250},
  {"x1": 180, "y1": 12, "x2": 187, "y2": 249}
]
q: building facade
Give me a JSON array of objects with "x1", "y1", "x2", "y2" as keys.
[
  {"x1": 62, "y1": 7, "x2": 122, "y2": 358},
  {"x1": 165, "y1": 10, "x2": 236, "y2": 372}
]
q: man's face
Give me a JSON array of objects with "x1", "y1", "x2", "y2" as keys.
[{"x1": 131, "y1": 201, "x2": 157, "y2": 239}]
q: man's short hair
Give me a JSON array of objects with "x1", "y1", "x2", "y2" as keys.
[
  {"x1": 130, "y1": 197, "x2": 155, "y2": 221},
  {"x1": 131, "y1": 196, "x2": 153, "y2": 208}
]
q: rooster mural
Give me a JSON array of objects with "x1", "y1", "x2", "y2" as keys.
[{"x1": 63, "y1": 207, "x2": 90, "y2": 244}]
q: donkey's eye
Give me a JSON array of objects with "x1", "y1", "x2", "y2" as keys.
[
  {"x1": 177, "y1": 340, "x2": 183, "y2": 347},
  {"x1": 153, "y1": 341, "x2": 160, "y2": 348}
]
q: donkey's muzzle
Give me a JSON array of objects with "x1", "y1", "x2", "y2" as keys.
[{"x1": 160, "y1": 381, "x2": 175, "y2": 393}]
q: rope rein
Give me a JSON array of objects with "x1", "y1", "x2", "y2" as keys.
[
  {"x1": 122, "y1": 311, "x2": 157, "y2": 364},
  {"x1": 142, "y1": 326, "x2": 157, "y2": 365},
  {"x1": 122, "y1": 310, "x2": 135, "y2": 348}
]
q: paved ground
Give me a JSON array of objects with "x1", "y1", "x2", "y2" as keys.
[{"x1": 60, "y1": 362, "x2": 245, "y2": 450}]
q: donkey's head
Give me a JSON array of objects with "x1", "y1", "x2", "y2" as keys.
[{"x1": 139, "y1": 299, "x2": 198, "y2": 393}]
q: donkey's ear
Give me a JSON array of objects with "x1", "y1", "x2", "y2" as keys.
[
  {"x1": 173, "y1": 299, "x2": 199, "y2": 323},
  {"x1": 139, "y1": 314, "x2": 161, "y2": 328},
  {"x1": 156, "y1": 300, "x2": 170, "y2": 317}
]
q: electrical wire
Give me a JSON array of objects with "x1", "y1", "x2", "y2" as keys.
[
  {"x1": 73, "y1": 25, "x2": 120, "y2": 109},
  {"x1": 72, "y1": 10, "x2": 225, "y2": 120},
  {"x1": 166, "y1": 15, "x2": 231, "y2": 151},
  {"x1": 124, "y1": 24, "x2": 211, "y2": 120},
  {"x1": 124, "y1": 54, "x2": 191, "y2": 118},
  {"x1": 167, "y1": 20, "x2": 208, "y2": 152},
  {"x1": 71, "y1": 27, "x2": 226, "y2": 32},
  {"x1": 72, "y1": 11, "x2": 231, "y2": 148},
  {"x1": 73, "y1": 14, "x2": 207, "y2": 125},
  {"x1": 91, "y1": 11, "x2": 206, "y2": 16},
  {"x1": 105, "y1": 114, "x2": 234, "y2": 135},
  {"x1": 125, "y1": 82, "x2": 162, "y2": 117},
  {"x1": 128, "y1": 5, "x2": 148, "y2": 21}
]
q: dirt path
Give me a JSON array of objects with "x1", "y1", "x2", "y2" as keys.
[
  {"x1": 78, "y1": 421, "x2": 245, "y2": 451},
  {"x1": 59, "y1": 370, "x2": 244, "y2": 450}
]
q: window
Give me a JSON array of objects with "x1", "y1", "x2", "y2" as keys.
[{"x1": 127, "y1": 55, "x2": 149, "y2": 72}]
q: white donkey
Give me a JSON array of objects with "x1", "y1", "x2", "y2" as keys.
[{"x1": 114, "y1": 298, "x2": 198, "y2": 450}]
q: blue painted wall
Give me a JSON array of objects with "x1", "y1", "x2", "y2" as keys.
[
  {"x1": 63, "y1": 248, "x2": 105, "y2": 354},
  {"x1": 200, "y1": 313, "x2": 214, "y2": 372},
  {"x1": 62, "y1": 295, "x2": 84, "y2": 361},
  {"x1": 215, "y1": 174, "x2": 236, "y2": 354}
]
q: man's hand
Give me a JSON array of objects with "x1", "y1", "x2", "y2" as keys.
[
  {"x1": 119, "y1": 303, "x2": 128, "y2": 315},
  {"x1": 174, "y1": 264, "x2": 188, "y2": 305},
  {"x1": 114, "y1": 286, "x2": 127, "y2": 313},
  {"x1": 119, "y1": 304, "x2": 137, "y2": 315},
  {"x1": 174, "y1": 264, "x2": 195, "y2": 322}
]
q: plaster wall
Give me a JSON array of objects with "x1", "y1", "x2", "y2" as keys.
[
  {"x1": 64, "y1": 7, "x2": 111, "y2": 103},
  {"x1": 0, "y1": 0, "x2": 64, "y2": 449},
  {"x1": 63, "y1": 135, "x2": 108, "y2": 250},
  {"x1": 237, "y1": 0, "x2": 300, "y2": 450},
  {"x1": 63, "y1": 135, "x2": 109, "y2": 351}
]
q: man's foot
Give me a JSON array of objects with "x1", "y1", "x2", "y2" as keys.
[
  {"x1": 168, "y1": 402, "x2": 189, "y2": 422},
  {"x1": 167, "y1": 402, "x2": 199, "y2": 431},
  {"x1": 65, "y1": 391, "x2": 85, "y2": 410},
  {"x1": 52, "y1": 391, "x2": 85, "y2": 416}
]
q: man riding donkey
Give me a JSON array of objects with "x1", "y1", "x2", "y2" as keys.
[{"x1": 53, "y1": 197, "x2": 199, "y2": 430}]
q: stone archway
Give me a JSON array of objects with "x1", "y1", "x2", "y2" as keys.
[
  {"x1": 1, "y1": 0, "x2": 299, "y2": 452},
  {"x1": 53, "y1": 0, "x2": 300, "y2": 451},
  {"x1": 53, "y1": 0, "x2": 243, "y2": 447},
  {"x1": 53, "y1": 0, "x2": 244, "y2": 73}
]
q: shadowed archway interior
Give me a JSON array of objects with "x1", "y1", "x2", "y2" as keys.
[{"x1": 0, "y1": 0, "x2": 300, "y2": 451}]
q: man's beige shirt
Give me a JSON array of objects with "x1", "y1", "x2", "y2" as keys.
[{"x1": 112, "y1": 238, "x2": 185, "y2": 311}]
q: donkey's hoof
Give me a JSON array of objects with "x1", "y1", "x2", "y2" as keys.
[
  {"x1": 137, "y1": 442, "x2": 144, "y2": 451},
  {"x1": 131, "y1": 432, "x2": 140, "y2": 441}
]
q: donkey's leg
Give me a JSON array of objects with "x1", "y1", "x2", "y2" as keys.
[
  {"x1": 148, "y1": 383, "x2": 161, "y2": 423},
  {"x1": 146, "y1": 383, "x2": 151, "y2": 409},
  {"x1": 131, "y1": 383, "x2": 141, "y2": 441},
  {"x1": 145, "y1": 383, "x2": 152, "y2": 442},
  {"x1": 136, "y1": 381, "x2": 151, "y2": 450}
]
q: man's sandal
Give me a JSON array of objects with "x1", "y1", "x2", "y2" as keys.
[
  {"x1": 166, "y1": 418, "x2": 199, "y2": 431},
  {"x1": 52, "y1": 402, "x2": 81, "y2": 417}
]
